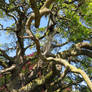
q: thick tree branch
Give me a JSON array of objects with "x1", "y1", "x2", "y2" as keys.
[
  {"x1": 30, "y1": 0, "x2": 39, "y2": 14},
  {"x1": 41, "y1": 0, "x2": 56, "y2": 9},
  {"x1": 30, "y1": 0, "x2": 40, "y2": 28},
  {"x1": 26, "y1": 7, "x2": 51, "y2": 28},
  {"x1": 46, "y1": 57, "x2": 92, "y2": 91},
  {"x1": 0, "y1": 64, "x2": 16, "y2": 74},
  {"x1": 75, "y1": 42, "x2": 92, "y2": 50},
  {"x1": 26, "y1": 0, "x2": 55, "y2": 34},
  {"x1": 25, "y1": 7, "x2": 51, "y2": 54},
  {"x1": 58, "y1": 42, "x2": 92, "y2": 58},
  {"x1": 18, "y1": 71, "x2": 53, "y2": 92},
  {"x1": 28, "y1": 0, "x2": 55, "y2": 28}
]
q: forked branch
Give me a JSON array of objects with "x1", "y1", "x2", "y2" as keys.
[{"x1": 47, "y1": 57, "x2": 92, "y2": 91}]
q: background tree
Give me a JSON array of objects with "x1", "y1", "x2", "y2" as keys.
[{"x1": 0, "y1": 0, "x2": 92, "y2": 92}]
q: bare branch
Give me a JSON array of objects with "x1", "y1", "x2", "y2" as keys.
[
  {"x1": 58, "y1": 42, "x2": 92, "y2": 58},
  {"x1": 41, "y1": 0, "x2": 56, "y2": 9},
  {"x1": 25, "y1": 28, "x2": 41, "y2": 55},
  {"x1": 52, "y1": 41, "x2": 69, "y2": 48},
  {"x1": 0, "y1": 49, "x2": 14, "y2": 61},
  {"x1": 30, "y1": 0, "x2": 40, "y2": 28},
  {"x1": 0, "y1": 64, "x2": 16, "y2": 74}
]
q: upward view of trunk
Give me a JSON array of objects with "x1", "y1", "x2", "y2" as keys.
[{"x1": 0, "y1": 0, "x2": 92, "y2": 92}]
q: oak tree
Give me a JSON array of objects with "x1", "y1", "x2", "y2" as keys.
[{"x1": 0, "y1": 0, "x2": 92, "y2": 92}]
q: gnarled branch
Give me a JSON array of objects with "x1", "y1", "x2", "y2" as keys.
[{"x1": 47, "y1": 57, "x2": 92, "y2": 91}]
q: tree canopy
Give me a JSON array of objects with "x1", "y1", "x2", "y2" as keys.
[{"x1": 0, "y1": 0, "x2": 92, "y2": 92}]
